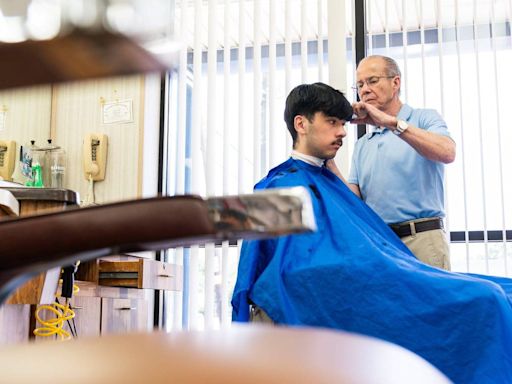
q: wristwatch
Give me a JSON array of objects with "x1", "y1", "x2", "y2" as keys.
[{"x1": 394, "y1": 119, "x2": 409, "y2": 135}]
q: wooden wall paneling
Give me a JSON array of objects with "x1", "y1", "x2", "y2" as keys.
[
  {"x1": 137, "y1": 78, "x2": 146, "y2": 197},
  {"x1": 0, "y1": 85, "x2": 52, "y2": 183},
  {"x1": 0, "y1": 304, "x2": 30, "y2": 345},
  {"x1": 52, "y1": 75, "x2": 145, "y2": 204}
]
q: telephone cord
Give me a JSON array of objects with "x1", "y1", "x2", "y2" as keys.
[
  {"x1": 33, "y1": 282, "x2": 79, "y2": 341},
  {"x1": 83, "y1": 173, "x2": 96, "y2": 206}
]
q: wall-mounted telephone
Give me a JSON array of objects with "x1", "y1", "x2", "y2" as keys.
[
  {"x1": 0, "y1": 140, "x2": 16, "y2": 181},
  {"x1": 83, "y1": 133, "x2": 108, "y2": 181}
]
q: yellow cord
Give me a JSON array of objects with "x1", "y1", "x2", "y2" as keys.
[{"x1": 33, "y1": 281, "x2": 80, "y2": 341}]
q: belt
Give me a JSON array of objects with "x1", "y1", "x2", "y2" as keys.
[{"x1": 389, "y1": 218, "x2": 443, "y2": 238}]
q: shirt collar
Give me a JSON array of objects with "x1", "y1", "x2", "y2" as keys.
[
  {"x1": 291, "y1": 150, "x2": 324, "y2": 167},
  {"x1": 368, "y1": 126, "x2": 385, "y2": 139}
]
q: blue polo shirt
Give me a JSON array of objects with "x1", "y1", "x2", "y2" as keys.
[{"x1": 347, "y1": 104, "x2": 452, "y2": 224}]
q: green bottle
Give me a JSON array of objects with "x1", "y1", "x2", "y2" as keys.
[{"x1": 32, "y1": 162, "x2": 44, "y2": 188}]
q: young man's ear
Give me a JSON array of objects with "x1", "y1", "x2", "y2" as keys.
[{"x1": 294, "y1": 115, "x2": 307, "y2": 136}]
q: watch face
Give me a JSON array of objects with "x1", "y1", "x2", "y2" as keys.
[
  {"x1": 394, "y1": 120, "x2": 408, "y2": 135},
  {"x1": 398, "y1": 120, "x2": 408, "y2": 131}
]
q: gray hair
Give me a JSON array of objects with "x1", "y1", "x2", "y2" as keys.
[
  {"x1": 362, "y1": 55, "x2": 401, "y2": 95},
  {"x1": 365, "y1": 55, "x2": 401, "y2": 78}
]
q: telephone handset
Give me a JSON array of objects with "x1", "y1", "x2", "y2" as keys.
[
  {"x1": 83, "y1": 133, "x2": 108, "y2": 181},
  {"x1": 0, "y1": 140, "x2": 16, "y2": 181}
]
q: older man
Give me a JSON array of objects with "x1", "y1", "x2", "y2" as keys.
[{"x1": 345, "y1": 55, "x2": 455, "y2": 270}]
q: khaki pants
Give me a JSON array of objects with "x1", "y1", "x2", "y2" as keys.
[
  {"x1": 401, "y1": 228, "x2": 451, "y2": 270},
  {"x1": 250, "y1": 305, "x2": 274, "y2": 324}
]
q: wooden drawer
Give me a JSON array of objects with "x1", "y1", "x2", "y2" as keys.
[
  {"x1": 82, "y1": 257, "x2": 183, "y2": 291},
  {"x1": 100, "y1": 298, "x2": 148, "y2": 335}
]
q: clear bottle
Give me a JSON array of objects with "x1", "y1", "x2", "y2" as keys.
[
  {"x1": 48, "y1": 146, "x2": 66, "y2": 188},
  {"x1": 41, "y1": 139, "x2": 66, "y2": 188},
  {"x1": 42, "y1": 139, "x2": 59, "y2": 187}
]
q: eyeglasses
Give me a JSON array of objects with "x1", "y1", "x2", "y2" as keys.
[{"x1": 352, "y1": 76, "x2": 395, "y2": 91}]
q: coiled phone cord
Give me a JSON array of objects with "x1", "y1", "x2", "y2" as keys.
[
  {"x1": 33, "y1": 295, "x2": 76, "y2": 340},
  {"x1": 33, "y1": 263, "x2": 80, "y2": 341}
]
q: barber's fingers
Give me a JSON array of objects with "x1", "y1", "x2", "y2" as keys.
[
  {"x1": 351, "y1": 103, "x2": 373, "y2": 125},
  {"x1": 351, "y1": 102, "x2": 368, "y2": 118},
  {"x1": 325, "y1": 159, "x2": 337, "y2": 169}
]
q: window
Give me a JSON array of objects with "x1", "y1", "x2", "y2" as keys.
[
  {"x1": 359, "y1": 0, "x2": 512, "y2": 275},
  {"x1": 163, "y1": 0, "x2": 341, "y2": 331},
  {"x1": 161, "y1": 0, "x2": 512, "y2": 330}
]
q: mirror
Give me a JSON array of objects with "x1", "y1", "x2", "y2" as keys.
[{"x1": 0, "y1": 74, "x2": 154, "y2": 205}]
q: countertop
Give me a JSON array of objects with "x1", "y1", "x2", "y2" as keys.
[{"x1": 0, "y1": 186, "x2": 79, "y2": 205}]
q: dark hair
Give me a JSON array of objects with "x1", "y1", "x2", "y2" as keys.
[{"x1": 283, "y1": 82, "x2": 353, "y2": 146}]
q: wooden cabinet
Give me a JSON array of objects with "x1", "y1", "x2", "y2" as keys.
[
  {"x1": 68, "y1": 296, "x2": 102, "y2": 338},
  {"x1": 31, "y1": 281, "x2": 152, "y2": 342},
  {"x1": 0, "y1": 186, "x2": 182, "y2": 344},
  {"x1": 0, "y1": 187, "x2": 79, "y2": 345},
  {"x1": 101, "y1": 298, "x2": 148, "y2": 335},
  {"x1": 79, "y1": 255, "x2": 183, "y2": 291},
  {"x1": 1, "y1": 255, "x2": 181, "y2": 345},
  {"x1": 0, "y1": 305, "x2": 30, "y2": 345},
  {"x1": 3, "y1": 187, "x2": 79, "y2": 306},
  {"x1": 65, "y1": 280, "x2": 153, "y2": 337}
]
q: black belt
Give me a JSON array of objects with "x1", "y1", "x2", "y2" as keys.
[{"x1": 389, "y1": 218, "x2": 443, "y2": 238}]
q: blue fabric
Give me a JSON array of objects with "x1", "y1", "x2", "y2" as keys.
[
  {"x1": 347, "y1": 104, "x2": 452, "y2": 224},
  {"x1": 232, "y1": 157, "x2": 512, "y2": 384}
]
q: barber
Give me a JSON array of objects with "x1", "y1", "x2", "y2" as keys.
[{"x1": 341, "y1": 55, "x2": 455, "y2": 270}]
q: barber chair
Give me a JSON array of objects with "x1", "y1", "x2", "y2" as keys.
[{"x1": 0, "y1": 187, "x2": 450, "y2": 384}]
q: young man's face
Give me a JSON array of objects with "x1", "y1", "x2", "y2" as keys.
[{"x1": 294, "y1": 112, "x2": 347, "y2": 160}]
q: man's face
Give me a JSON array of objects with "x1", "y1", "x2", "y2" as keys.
[
  {"x1": 356, "y1": 57, "x2": 399, "y2": 111},
  {"x1": 295, "y1": 112, "x2": 347, "y2": 160}
]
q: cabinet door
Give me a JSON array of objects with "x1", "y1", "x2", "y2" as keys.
[
  {"x1": 100, "y1": 298, "x2": 148, "y2": 335},
  {"x1": 68, "y1": 296, "x2": 101, "y2": 338},
  {"x1": 33, "y1": 296, "x2": 101, "y2": 342},
  {"x1": 0, "y1": 304, "x2": 30, "y2": 345}
]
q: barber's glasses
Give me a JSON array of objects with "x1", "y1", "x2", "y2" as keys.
[{"x1": 352, "y1": 76, "x2": 395, "y2": 91}]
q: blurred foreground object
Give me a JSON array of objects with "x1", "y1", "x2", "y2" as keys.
[
  {"x1": 0, "y1": 187, "x2": 315, "y2": 304},
  {"x1": 0, "y1": 28, "x2": 168, "y2": 90},
  {"x1": 0, "y1": 324, "x2": 451, "y2": 384}
]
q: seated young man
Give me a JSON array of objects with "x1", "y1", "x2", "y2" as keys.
[{"x1": 231, "y1": 82, "x2": 512, "y2": 384}]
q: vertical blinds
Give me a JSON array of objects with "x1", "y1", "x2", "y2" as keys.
[
  {"x1": 361, "y1": 0, "x2": 511, "y2": 276},
  {"x1": 168, "y1": 0, "x2": 342, "y2": 330},
  {"x1": 166, "y1": 0, "x2": 512, "y2": 331}
]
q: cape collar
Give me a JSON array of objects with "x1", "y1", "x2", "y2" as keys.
[{"x1": 291, "y1": 150, "x2": 324, "y2": 167}]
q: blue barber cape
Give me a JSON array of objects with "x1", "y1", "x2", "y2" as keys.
[{"x1": 232, "y1": 158, "x2": 512, "y2": 384}]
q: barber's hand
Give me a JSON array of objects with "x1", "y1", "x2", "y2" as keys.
[
  {"x1": 325, "y1": 159, "x2": 344, "y2": 181},
  {"x1": 351, "y1": 102, "x2": 397, "y2": 129},
  {"x1": 325, "y1": 159, "x2": 339, "y2": 173}
]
